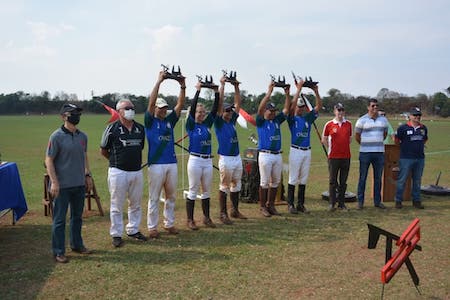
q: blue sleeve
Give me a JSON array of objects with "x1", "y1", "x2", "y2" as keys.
[
  {"x1": 256, "y1": 115, "x2": 265, "y2": 127},
  {"x1": 186, "y1": 115, "x2": 195, "y2": 131},
  {"x1": 144, "y1": 111, "x2": 154, "y2": 128},
  {"x1": 168, "y1": 110, "x2": 179, "y2": 127}
]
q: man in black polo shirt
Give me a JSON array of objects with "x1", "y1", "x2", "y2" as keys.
[
  {"x1": 101, "y1": 99, "x2": 147, "y2": 247},
  {"x1": 394, "y1": 107, "x2": 428, "y2": 209}
]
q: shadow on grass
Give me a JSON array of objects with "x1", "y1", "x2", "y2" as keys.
[
  {"x1": 0, "y1": 223, "x2": 54, "y2": 300},
  {"x1": 81, "y1": 213, "x2": 367, "y2": 267}
]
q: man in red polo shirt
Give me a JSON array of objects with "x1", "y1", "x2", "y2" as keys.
[{"x1": 322, "y1": 103, "x2": 352, "y2": 211}]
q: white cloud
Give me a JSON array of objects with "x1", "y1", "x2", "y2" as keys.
[
  {"x1": 27, "y1": 21, "x2": 74, "y2": 42},
  {"x1": 145, "y1": 24, "x2": 183, "y2": 52}
]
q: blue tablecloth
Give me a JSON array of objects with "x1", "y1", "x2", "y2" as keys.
[{"x1": 0, "y1": 162, "x2": 28, "y2": 222}]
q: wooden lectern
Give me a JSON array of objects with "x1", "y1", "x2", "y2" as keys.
[{"x1": 382, "y1": 145, "x2": 411, "y2": 202}]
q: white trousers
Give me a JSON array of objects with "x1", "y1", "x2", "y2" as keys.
[
  {"x1": 147, "y1": 163, "x2": 177, "y2": 230},
  {"x1": 258, "y1": 152, "x2": 282, "y2": 188},
  {"x1": 288, "y1": 147, "x2": 312, "y2": 185},
  {"x1": 187, "y1": 155, "x2": 213, "y2": 200},
  {"x1": 218, "y1": 155, "x2": 243, "y2": 193},
  {"x1": 108, "y1": 167, "x2": 143, "y2": 237}
]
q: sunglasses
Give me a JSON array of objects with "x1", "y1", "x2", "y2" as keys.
[
  {"x1": 224, "y1": 108, "x2": 233, "y2": 113},
  {"x1": 370, "y1": 104, "x2": 379, "y2": 108},
  {"x1": 412, "y1": 114, "x2": 421, "y2": 117},
  {"x1": 122, "y1": 107, "x2": 135, "y2": 111},
  {"x1": 337, "y1": 108, "x2": 344, "y2": 112}
]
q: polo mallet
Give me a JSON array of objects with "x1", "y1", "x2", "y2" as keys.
[
  {"x1": 173, "y1": 142, "x2": 219, "y2": 171},
  {"x1": 301, "y1": 93, "x2": 328, "y2": 159}
]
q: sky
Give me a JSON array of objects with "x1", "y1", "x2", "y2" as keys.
[{"x1": 1, "y1": 0, "x2": 449, "y2": 100}]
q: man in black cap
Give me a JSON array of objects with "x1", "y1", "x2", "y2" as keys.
[
  {"x1": 45, "y1": 103, "x2": 93, "y2": 263},
  {"x1": 286, "y1": 79, "x2": 322, "y2": 214},
  {"x1": 394, "y1": 107, "x2": 428, "y2": 209},
  {"x1": 214, "y1": 76, "x2": 247, "y2": 224},
  {"x1": 256, "y1": 81, "x2": 291, "y2": 217}
]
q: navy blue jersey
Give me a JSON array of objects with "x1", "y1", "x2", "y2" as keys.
[
  {"x1": 396, "y1": 121, "x2": 428, "y2": 159},
  {"x1": 256, "y1": 113, "x2": 286, "y2": 151},
  {"x1": 287, "y1": 109, "x2": 318, "y2": 147},
  {"x1": 214, "y1": 112, "x2": 239, "y2": 156},
  {"x1": 144, "y1": 110, "x2": 179, "y2": 164},
  {"x1": 186, "y1": 114, "x2": 215, "y2": 155}
]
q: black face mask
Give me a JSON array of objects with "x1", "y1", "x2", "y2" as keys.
[{"x1": 67, "y1": 114, "x2": 80, "y2": 125}]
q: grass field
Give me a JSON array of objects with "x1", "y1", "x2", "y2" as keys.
[{"x1": 0, "y1": 113, "x2": 449, "y2": 299}]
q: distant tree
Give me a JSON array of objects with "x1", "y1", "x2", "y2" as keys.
[{"x1": 431, "y1": 92, "x2": 449, "y2": 117}]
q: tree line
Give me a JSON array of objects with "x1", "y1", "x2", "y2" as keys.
[{"x1": 1, "y1": 87, "x2": 449, "y2": 117}]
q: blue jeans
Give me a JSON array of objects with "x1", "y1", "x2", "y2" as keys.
[
  {"x1": 52, "y1": 186, "x2": 85, "y2": 256},
  {"x1": 395, "y1": 158, "x2": 424, "y2": 202},
  {"x1": 358, "y1": 152, "x2": 384, "y2": 206}
]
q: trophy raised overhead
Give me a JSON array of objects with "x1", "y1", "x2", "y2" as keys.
[
  {"x1": 270, "y1": 75, "x2": 290, "y2": 88},
  {"x1": 292, "y1": 71, "x2": 319, "y2": 89},
  {"x1": 161, "y1": 64, "x2": 184, "y2": 81},
  {"x1": 196, "y1": 75, "x2": 218, "y2": 89},
  {"x1": 222, "y1": 70, "x2": 240, "y2": 84}
]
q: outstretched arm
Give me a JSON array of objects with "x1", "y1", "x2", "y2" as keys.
[
  {"x1": 312, "y1": 84, "x2": 322, "y2": 112},
  {"x1": 190, "y1": 82, "x2": 201, "y2": 119},
  {"x1": 233, "y1": 80, "x2": 241, "y2": 114},
  {"x1": 173, "y1": 75, "x2": 186, "y2": 117},
  {"x1": 218, "y1": 76, "x2": 226, "y2": 116},
  {"x1": 290, "y1": 79, "x2": 304, "y2": 116},
  {"x1": 211, "y1": 85, "x2": 220, "y2": 117},
  {"x1": 282, "y1": 84, "x2": 291, "y2": 116},
  {"x1": 148, "y1": 71, "x2": 166, "y2": 114},
  {"x1": 257, "y1": 81, "x2": 275, "y2": 116}
]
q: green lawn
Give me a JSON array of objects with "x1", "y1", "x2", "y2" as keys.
[{"x1": 0, "y1": 114, "x2": 449, "y2": 299}]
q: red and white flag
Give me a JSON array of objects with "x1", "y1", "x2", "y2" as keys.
[
  {"x1": 237, "y1": 108, "x2": 256, "y2": 129},
  {"x1": 97, "y1": 100, "x2": 120, "y2": 123}
]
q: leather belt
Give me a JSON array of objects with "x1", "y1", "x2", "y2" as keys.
[
  {"x1": 190, "y1": 152, "x2": 214, "y2": 159},
  {"x1": 259, "y1": 149, "x2": 282, "y2": 155},
  {"x1": 291, "y1": 145, "x2": 311, "y2": 151}
]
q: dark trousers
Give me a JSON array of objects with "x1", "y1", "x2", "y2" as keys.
[
  {"x1": 328, "y1": 158, "x2": 350, "y2": 205},
  {"x1": 52, "y1": 186, "x2": 85, "y2": 255}
]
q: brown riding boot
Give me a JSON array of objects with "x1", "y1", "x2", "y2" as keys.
[
  {"x1": 230, "y1": 191, "x2": 247, "y2": 219},
  {"x1": 259, "y1": 187, "x2": 271, "y2": 217},
  {"x1": 219, "y1": 191, "x2": 233, "y2": 225},
  {"x1": 202, "y1": 198, "x2": 216, "y2": 228},
  {"x1": 186, "y1": 198, "x2": 198, "y2": 230},
  {"x1": 267, "y1": 187, "x2": 281, "y2": 216}
]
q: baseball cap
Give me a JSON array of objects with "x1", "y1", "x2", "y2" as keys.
[
  {"x1": 60, "y1": 103, "x2": 82, "y2": 115},
  {"x1": 223, "y1": 103, "x2": 235, "y2": 111},
  {"x1": 334, "y1": 103, "x2": 344, "y2": 110},
  {"x1": 410, "y1": 107, "x2": 422, "y2": 116},
  {"x1": 156, "y1": 98, "x2": 169, "y2": 108},
  {"x1": 265, "y1": 103, "x2": 278, "y2": 111}
]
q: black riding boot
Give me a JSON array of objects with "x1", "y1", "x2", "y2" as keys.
[
  {"x1": 287, "y1": 184, "x2": 298, "y2": 214},
  {"x1": 297, "y1": 184, "x2": 309, "y2": 213},
  {"x1": 186, "y1": 198, "x2": 198, "y2": 230}
]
